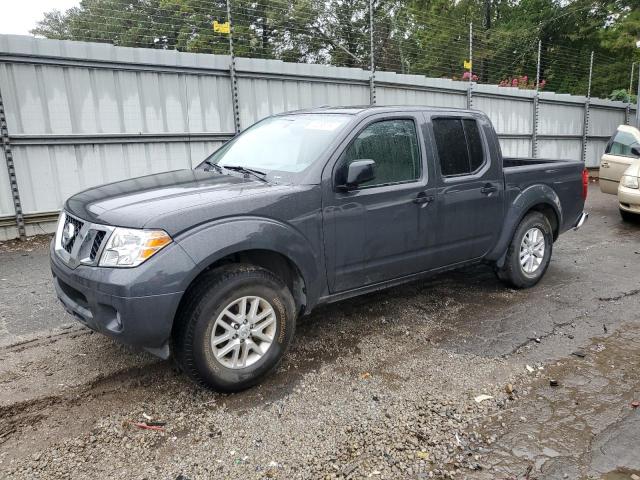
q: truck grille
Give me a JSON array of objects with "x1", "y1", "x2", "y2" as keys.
[
  {"x1": 55, "y1": 212, "x2": 113, "y2": 268},
  {"x1": 90, "y1": 230, "x2": 106, "y2": 261},
  {"x1": 62, "y1": 215, "x2": 85, "y2": 254}
]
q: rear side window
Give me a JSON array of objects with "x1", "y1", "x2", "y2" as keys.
[
  {"x1": 464, "y1": 119, "x2": 484, "y2": 171},
  {"x1": 432, "y1": 118, "x2": 486, "y2": 177},
  {"x1": 606, "y1": 130, "x2": 640, "y2": 156}
]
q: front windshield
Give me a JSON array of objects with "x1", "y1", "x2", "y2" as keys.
[{"x1": 205, "y1": 114, "x2": 351, "y2": 175}]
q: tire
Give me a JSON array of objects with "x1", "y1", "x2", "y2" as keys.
[
  {"x1": 620, "y1": 208, "x2": 639, "y2": 223},
  {"x1": 173, "y1": 264, "x2": 296, "y2": 392},
  {"x1": 495, "y1": 211, "x2": 553, "y2": 289}
]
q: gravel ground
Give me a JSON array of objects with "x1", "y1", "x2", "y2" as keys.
[
  {"x1": 0, "y1": 235, "x2": 62, "y2": 347},
  {"x1": 0, "y1": 183, "x2": 639, "y2": 479},
  {"x1": 1, "y1": 284, "x2": 521, "y2": 479}
]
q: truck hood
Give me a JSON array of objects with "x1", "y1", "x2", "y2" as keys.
[{"x1": 65, "y1": 169, "x2": 281, "y2": 228}]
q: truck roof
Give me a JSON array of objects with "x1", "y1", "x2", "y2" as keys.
[{"x1": 276, "y1": 105, "x2": 476, "y2": 116}]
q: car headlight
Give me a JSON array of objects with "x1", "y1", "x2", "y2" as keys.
[
  {"x1": 620, "y1": 175, "x2": 639, "y2": 189},
  {"x1": 99, "y1": 228, "x2": 172, "y2": 267}
]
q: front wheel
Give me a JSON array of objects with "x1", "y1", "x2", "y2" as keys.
[
  {"x1": 173, "y1": 265, "x2": 296, "y2": 392},
  {"x1": 620, "y1": 208, "x2": 639, "y2": 223},
  {"x1": 495, "y1": 211, "x2": 553, "y2": 289}
]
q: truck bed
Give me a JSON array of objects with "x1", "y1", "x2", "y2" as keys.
[
  {"x1": 502, "y1": 156, "x2": 586, "y2": 234},
  {"x1": 503, "y1": 157, "x2": 561, "y2": 168}
]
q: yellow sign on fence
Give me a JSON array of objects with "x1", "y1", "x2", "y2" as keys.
[
  {"x1": 213, "y1": 21, "x2": 230, "y2": 34},
  {"x1": 463, "y1": 60, "x2": 472, "y2": 69}
]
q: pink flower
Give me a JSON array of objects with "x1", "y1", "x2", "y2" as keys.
[{"x1": 512, "y1": 78, "x2": 519, "y2": 86}]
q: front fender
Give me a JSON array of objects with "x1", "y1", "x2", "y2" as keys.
[
  {"x1": 487, "y1": 184, "x2": 562, "y2": 265},
  {"x1": 175, "y1": 216, "x2": 323, "y2": 306}
]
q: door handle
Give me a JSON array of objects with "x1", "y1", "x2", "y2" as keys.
[
  {"x1": 601, "y1": 162, "x2": 610, "y2": 168},
  {"x1": 480, "y1": 184, "x2": 498, "y2": 195},
  {"x1": 413, "y1": 192, "x2": 435, "y2": 204}
]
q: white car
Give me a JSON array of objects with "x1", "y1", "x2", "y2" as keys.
[
  {"x1": 618, "y1": 159, "x2": 640, "y2": 221},
  {"x1": 599, "y1": 125, "x2": 640, "y2": 195}
]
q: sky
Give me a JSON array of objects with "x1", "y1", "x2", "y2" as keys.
[{"x1": 0, "y1": 0, "x2": 79, "y2": 36}]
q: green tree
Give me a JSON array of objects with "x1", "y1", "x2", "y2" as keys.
[{"x1": 31, "y1": 9, "x2": 79, "y2": 39}]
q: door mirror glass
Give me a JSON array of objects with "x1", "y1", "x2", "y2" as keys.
[
  {"x1": 340, "y1": 160, "x2": 376, "y2": 190},
  {"x1": 631, "y1": 146, "x2": 640, "y2": 158}
]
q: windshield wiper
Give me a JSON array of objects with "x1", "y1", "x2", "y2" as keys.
[
  {"x1": 222, "y1": 165, "x2": 269, "y2": 183},
  {"x1": 202, "y1": 161, "x2": 269, "y2": 183},
  {"x1": 203, "y1": 160, "x2": 223, "y2": 174}
]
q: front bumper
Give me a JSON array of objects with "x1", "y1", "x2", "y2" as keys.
[
  {"x1": 50, "y1": 241, "x2": 195, "y2": 358},
  {"x1": 618, "y1": 185, "x2": 640, "y2": 214}
]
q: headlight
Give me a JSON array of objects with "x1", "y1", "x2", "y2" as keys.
[
  {"x1": 620, "y1": 175, "x2": 639, "y2": 189},
  {"x1": 99, "y1": 228, "x2": 172, "y2": 267}
]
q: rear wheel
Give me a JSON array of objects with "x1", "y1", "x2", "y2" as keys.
[
  {"x1": 173, "y1": 265, "x2": 296, "y2": 392},
  {"x1": 495, "y1": 211, "x2": 553, "y2": 289}
]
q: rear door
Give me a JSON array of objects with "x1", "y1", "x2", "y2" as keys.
[
  {"x1": 599, "y1": 127, "x2": 640, "y2": 194},
  {"x1": 322, "y1": 113, "x2": 437, "y2": 292},
  {"x1": 426, "y1": 114, "x2": 504, "y2": 266}
]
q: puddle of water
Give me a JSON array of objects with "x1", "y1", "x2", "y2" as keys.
[
  {"x1": 602, "y1": 470, "x2": 640, "y2": 480},
  {"x1": 475, "y1": 323, "x2": 640, "y2": 479}
]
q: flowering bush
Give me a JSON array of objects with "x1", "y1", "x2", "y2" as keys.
[
  {"x1": 498, "y1": 75, "x2": 546, "y2": 90},
  {"x1": 462, "y1": 71, "x2": 479, "y2": 81}
]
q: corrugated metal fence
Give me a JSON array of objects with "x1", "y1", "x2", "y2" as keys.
[{"x1": 0, "y1": 34, "x2": 637, "y2": 240}]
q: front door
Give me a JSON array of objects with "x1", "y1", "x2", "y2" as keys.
[
  {"x1": 323, "y1": 115, "x2": 437, "y2": 293},
  {"x1": 427, "y1": 115, "x2": 504, "y2": 266},
  {"x1": 599, "y1": 127, "x2": 640, "y2": 194}
]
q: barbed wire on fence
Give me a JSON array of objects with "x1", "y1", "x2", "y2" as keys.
[{"x1": 32, "y1": 0, "x2": 637, "y2": 101}]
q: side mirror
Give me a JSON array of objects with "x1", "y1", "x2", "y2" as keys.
[
  {"x1": 338, "y1": 160, "x2": 376, "y2": 191},
  {"x1": 632, "y1": 146, "x2": 640, "y2": 158}
]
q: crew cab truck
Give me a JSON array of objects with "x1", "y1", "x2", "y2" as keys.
[{"x1": 51, "y1": 106, "x2": 589, "y2": 391}]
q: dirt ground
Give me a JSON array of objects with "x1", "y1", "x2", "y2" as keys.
[{"x1": 0, "y1": 183, "x2": 639, "y2": 480}]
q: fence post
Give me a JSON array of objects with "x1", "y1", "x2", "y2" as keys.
[
  {"x1": 580, "y1": 51, "x2": 594, "y2": 164},
  {"x1": 467, "y1": 22, "x2": 473, "y2": 109},
  {"x1": 369, "y1": 0, "x2": 376, "y2": 105},
  {"x1": 636, "y1": 64, "x2": 640, "y2": 129},
  {"x1": 0, "y1": 86, "x2": 26, "y2": 240},
  {"x1": 532, "y1": 39, "x2": 541, "y2": 158},
  {"x1": 226, "y1": 0, "x2": 241, "y2": 134},
  {"x1": 626, "y1": 62, "x2": 635, "y2": 125}
]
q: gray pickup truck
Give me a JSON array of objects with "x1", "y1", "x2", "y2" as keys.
[{"x1": 50, "y1": 106, "x2": 588, "y2": 391}]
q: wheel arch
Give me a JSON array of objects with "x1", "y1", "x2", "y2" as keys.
[
  {"x1": 178, "y1": 248, "x2": 307, "y2": 316},
  {"x1": 528, "y1": 203, "x2": 559, "y2": 240},
  {"x1": 171, "y1": 217, "x2": 323, "y2": 338},
  {"x1": 488, "y1": 184, "x2": 562, "y2": 266}
]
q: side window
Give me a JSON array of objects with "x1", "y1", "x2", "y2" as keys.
[
  {"x1": 606, "y1": 130, "x2": 640, "y2": 156},
  {"x1": 432, "y1": 118, "x2": 486, "y2": 177},
  {"x1": 464, "y1": 119, "x2": 485, "y2": 171},
  {"x1": 338, "y1": 119, "x2": 421, "y2": 187},
  {"x1": 432, "y1": 119, "x2": 468, "y2": 176}
]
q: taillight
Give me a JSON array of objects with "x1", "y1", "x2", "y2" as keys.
[{"x1": 582, "y1": 168, "x2": 589, "y2": 200}]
